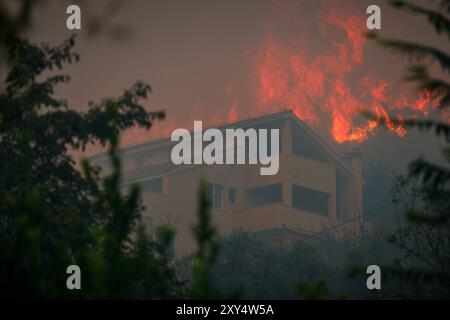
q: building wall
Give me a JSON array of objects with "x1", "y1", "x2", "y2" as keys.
[{"x1": 91, "y1": 115, "x2": 364, "y2": 256}]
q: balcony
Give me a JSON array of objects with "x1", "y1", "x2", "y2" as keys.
[{"x1": 226, "y1": 203, "x2": 333, "y2": 234}]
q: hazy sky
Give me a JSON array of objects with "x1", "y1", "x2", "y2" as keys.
[{"x1": 18, "y1": 0, "x2": 450, "y2": 170}]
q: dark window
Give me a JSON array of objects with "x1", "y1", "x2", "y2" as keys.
[
  {"x1": 136, "y1": 154, "x2": 151, "y2": 168},
  {"x1": 292, "y1": 129, "x2": 328, "y2": 163},
  {"x1": 247, "y1": 183, "x2": 282, "y2": 207},
  {"x1": 208, "y1": 183, "x2": 223, "y2": 209},
  {"x1": 136, "y1": 156, "x2": 144, "y2": 168},
  {"x1": 229, "y1": 187, "x2": 237, "y2": 204},
  {"x1": 292, "y1": 184, "x2": 329, "y2": 216},
  {"x1": 141, "y1": 178, "x2": 163, "y2": 193}
]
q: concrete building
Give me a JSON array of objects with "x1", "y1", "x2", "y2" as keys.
[{"x1": 89, "y1": 110, "x2": 364, "y2": 256}]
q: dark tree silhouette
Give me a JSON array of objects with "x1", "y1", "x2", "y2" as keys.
[
  {"x1": 0, "y1": 36, "x2": 187, "y2": 298},
  {"x1": 366, "y1": 0, "x2": 450, "y2": 298}
]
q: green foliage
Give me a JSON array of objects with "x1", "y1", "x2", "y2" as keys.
[
  {"x1": 0, "y1": 36, "x2": 182, "y2": 299},
  {"x1": 386, "y1": 176, "x2": 450, "y2": 298},
  {"x1": 390, "y1": 0, "x2": 450, "y2": 40},
  {"x1": 0, "y1": 36, "x2": 163, "y2": 248},
  {"x1": 189, "y1": 179, "x2": 222, "y2": 299},
  {"x1": 195, "y1": 229, "x2": 397, "y2": 299},
  {"x1": 365, "y1": 0, "x2": 450, "y2": 298},
  {"x1": 76, "y1": 130, "x2": 182, "y2": 299},
  {"x1": 297, "y1": 280, "x2": 338, "y2": 300},
  {"x1": 1, "y1": 132, "x2": 73, "y2": 297}
]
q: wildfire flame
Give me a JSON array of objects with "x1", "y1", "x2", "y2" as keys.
[
  {"x1": 121, "y1": 0, "x2": 443, "y2": 147},
  {"x1": 253, "y1": 2, "x2": 442, "y2": 143}
]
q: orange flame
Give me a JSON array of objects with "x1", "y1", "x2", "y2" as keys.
[
  {"x1": 253, "y1": 3, "x2": 443, "y2": 143},
  {"x1": 120, "y1": 1, "x2": 445, "y2": 146}
]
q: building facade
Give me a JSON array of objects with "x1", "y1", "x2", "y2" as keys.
[{"x1": 90, "y1": 110, "x2": 364, "y2": 256}]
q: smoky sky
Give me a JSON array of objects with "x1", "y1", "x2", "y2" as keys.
[{"x1": 17, "y1": 0, "x2": 450, "y2": 170}]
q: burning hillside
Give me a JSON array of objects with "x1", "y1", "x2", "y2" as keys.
[{"x1": 253, "y1": 1, "x2": 443, "y2": 143}]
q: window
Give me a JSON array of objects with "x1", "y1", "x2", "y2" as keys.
[
  {"x1": 135, "y1": 154, "x2": 151, "y2": 168},
  {"x1": 136, "y1": 156, "x2": 145, "y2": 167},
  {"x1": 292, "y1": 184, "x2": 329, "y2": 216},
  {"x1": 208, "y1": 183, "x2": 223, "y2": 209},
  {"x1": 141, "y1": 177, "x2": 163, "y2": 193},
  {"x1": 229, "y1": 187, "x2": 237, "y2": 204},
  {"x1": 247, "y1": 183, "x2": 282, "y2": 207},
  {"x1": 292, "y1": 129, "x2": 328, "y2": 163}
]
